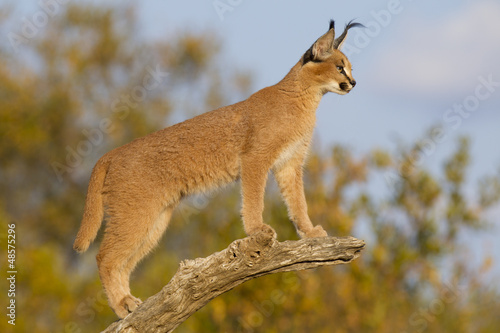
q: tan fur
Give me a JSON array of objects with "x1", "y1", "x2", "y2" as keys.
[{"x1": 73, "y1": 20, "x2": 360, "y2": 318}]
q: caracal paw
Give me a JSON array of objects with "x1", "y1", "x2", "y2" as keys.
[
  {"x1": 303, "y1": 225, "x2": 328, "y2": 238},
  {"x1": 116, "y1": 295, "x2": 142, "y2": 318},
  {"x1": 248, "y1": 223, "x2": 277, "y2": 239}
]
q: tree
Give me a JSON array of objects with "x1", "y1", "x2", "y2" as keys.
[
  {"x1": 102, "y1": 233, "x2": 365, "y2": 333},
  {"x1": 1, "y1": 3, "x2": 499, "y2": 333}
]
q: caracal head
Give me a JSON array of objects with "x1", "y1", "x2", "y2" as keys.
[{"x1": 301, "y1": 20, "x2": 364, "y2": 95}]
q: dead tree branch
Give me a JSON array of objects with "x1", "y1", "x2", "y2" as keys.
[{"x1": 102, "y1": 231, "x2": 365, "y2": 333}]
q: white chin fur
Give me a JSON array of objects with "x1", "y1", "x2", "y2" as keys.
[
  {"x1": 330, "y1": 88, "x2": 349, "y2": 95},
  {"x1": 325, "y1": 83, "x2": 349, "y2": 95}
]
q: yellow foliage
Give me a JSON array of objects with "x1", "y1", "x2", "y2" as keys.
[{"x1": 1, "y1": 3, "x2": 500, "y2": 333}]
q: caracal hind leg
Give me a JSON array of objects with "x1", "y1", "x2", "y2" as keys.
[
  {"x1": 273, "y1": 161, "x2": 327, "y2": 238},
  {"x1": 118, "y1": 205, "x2": 175, "y2": 313},
  {"x1": 97, "y1": 203, "x2": 165, "y2": 318}
]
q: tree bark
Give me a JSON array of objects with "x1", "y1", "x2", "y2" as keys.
[{"x1": 102, "y1": 231, "x2": 365, "y2": 333}]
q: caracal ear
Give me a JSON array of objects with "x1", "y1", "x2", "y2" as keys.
[
  {"x1": 333, "y1": 20, "x2": 365, "y2": 50},
  {"x1": 302, "y1": 20, "x2": 335, "y2": 64}
]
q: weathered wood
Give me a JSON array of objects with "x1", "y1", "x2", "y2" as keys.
[{"x1": 102, "y1": 231, "x2": 365, "y2": 333}]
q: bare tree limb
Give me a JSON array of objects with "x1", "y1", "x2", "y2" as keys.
[{"x1": 102, "y1": 231, "x2": 365, "y2": 333}]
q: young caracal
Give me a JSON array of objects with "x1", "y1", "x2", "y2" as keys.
[{"x1": 74, "y1": 20, "x2": 363, "y2": 318}]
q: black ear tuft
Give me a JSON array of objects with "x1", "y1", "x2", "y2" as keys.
[
  {"x1": 329, "y1": 20, "x2": 335, "y2": 31},
  {"x1": 345, "y1": 20, "x2": 365, "y2": 31},
  {"x1": 333, "y1": 19, "x2": 365, "y2": 50}
]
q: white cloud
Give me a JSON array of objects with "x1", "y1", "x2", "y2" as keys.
[{"x1": 368, "y1": 0, "x2": 500, "y2": 97}]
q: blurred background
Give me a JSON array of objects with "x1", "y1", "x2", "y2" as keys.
[{"x1": 1, "y1": 0, "x2": 500, "y2": 332}]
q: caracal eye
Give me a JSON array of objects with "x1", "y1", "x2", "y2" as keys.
[{"x1": 336, "y1": 66, "x2": 343, "y2": 72}]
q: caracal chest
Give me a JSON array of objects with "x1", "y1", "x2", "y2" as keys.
[{"x1": 273, "y1": 132, "x2": 312, "y2": 169}]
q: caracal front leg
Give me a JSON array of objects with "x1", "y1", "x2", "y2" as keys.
[
  {"x1": 273, "y1": 159, "x2": 327, "y2": 238},
  {"x1": 240, "y1": 154, "x2": 276, "y2": 238}
]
